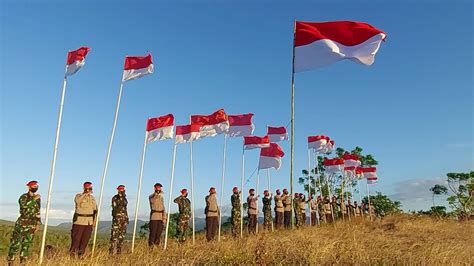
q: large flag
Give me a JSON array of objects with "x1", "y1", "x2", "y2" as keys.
[
  {"x1": 359, "y1": 167, "x2": 378, "y2": 184},
  {"x1": 308, "y1": 135, "x2": 329, "y2": 152},
  {"x1": 294, "y1": 21, "x2": 386, "y2": 72},
  {"x1": 122, "y1": 54, "x2": 154, "y2": 82},
  {"x1": 65, "y1": 47, "x2": 91, "y2": 76},
  {"x1": 227, "y1": 113, "x2": 255, "y2": 137},
  {"x1": 244, "y1": 136, "x2": 270, "y2": 150},
  {"x1": 146, "y1": 114, "x2": 174, "y2": 143},
  {"x1": 175, "y1": 124, "x2": 201, "y2": 144},
  {"x1": 267, "y1": 126, "x2": 288, "y2": 142},
  {"x1": 322, "y1": 140, "x2": 335, "y2": 154},
  {"x1": 258, "y1": 143, "x2": 285, "y2": 170},
  {"x1": 343, "y1": 153, "x2": 361, "y2": 168},
  {"x1": 323, "y1": 158, "x2": 344, "y2": 174},
  {"x1": 190, "y1": 109, "x2": 229, "y2": 138}
]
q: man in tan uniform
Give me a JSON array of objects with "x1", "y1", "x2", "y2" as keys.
[
  {"x1": 309, "y1": 196, "x2": 318, "y2": 226},
  {"x1": 69, "y1": 182, "x2": 97, "y2": 257},
  {"x1": 273, "y1": 189, "x2": 284, "y2": 229},
  {"x1": 298, "y1": 193, "x2": 307, "y2": 226},
  {"x1": 205, "y1": 187, "x2": 219, "y2": 241},
  {"x1": 353, "y1": 201, "x2": 362, "y2": 218},
  {"x1": 149, "y1": 183, "x2": 166, "y2": 247},
  {"x1": 282, "y1": 188, "x2": 292, "y2": 229},
  {"x1": 323, "y1": 196, "x2": 333, "y2": 223},
  {"x1": 247, "y1": 189, "x2": 258, "y2": 234}
]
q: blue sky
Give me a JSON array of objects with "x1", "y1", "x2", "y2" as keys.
[{"x1": 1, "y1": 0, "x2": 472, "y2": 224}]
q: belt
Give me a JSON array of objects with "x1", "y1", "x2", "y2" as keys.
[
  {"x1": 207, "y1": 209, "x2": 218, "y2": 213},
  {"x1": 75, "y1": 213, "x2": 94, "y2": 217},
  {"x1": 248, "y1": 207, "x2": 256, "y2": 210},
  {"x1": 151, "y1": 210, "x2": 164, "y2": 213}
]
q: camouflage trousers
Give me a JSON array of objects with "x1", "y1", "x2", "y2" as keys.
[
  {"x1": 231, "y1": 210, "x2": 241, "y2": 237},
  {"x1": 7, "y1": 222, "x2": 36, "y2": 261},
  {"x1": 263, "y1": 210, "x2": 272, "y2": 230},
  {"x1": 109, "y1": 219, "x2": 128, "y2": 254},
  {"x1": 175, "y1": 215, "x2": 190, "y2": 242}
]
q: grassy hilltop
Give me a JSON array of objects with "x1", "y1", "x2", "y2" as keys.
[{"x1": 2, "y1": 215, "x2": 473, "y2": 264}]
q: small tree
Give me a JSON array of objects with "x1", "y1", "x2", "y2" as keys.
[
  {"x1": 445, "y1": 171, "x2": 473, "y2": 220},
  {"x1": 429, "y1": 184, "x2": 448, "y2": 207},
  {"x1": 363, "y1": 192, "x2": 401, "y2": 217}
]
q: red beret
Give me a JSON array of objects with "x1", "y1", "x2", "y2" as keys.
[
  {"x1": 283, "y1": 188, "x2": 288, "y2": 193},
  {"x1": 181, "y1": 189, "x2": 188, "y2": 194},
  {"x1": 209, "y1": 187, "x2": 216, "y2": 193},
  {"x1": 249, "y1": 188, "x2": 255, "y2": 193},
  {"x1": 117, "y1": 185, "x2": 125, "y2": 191},
  {"x1": 154, "y1": 183, "x2": 162, "y2": 190},
  {"x1": 276, "y1": 189, "x2": 280, "y2": 193},
  {"x1": 83, "y1": 182, "x2": 93, "y2": 189},
  {"x1": 27, "y1": 181, "x2": 39, "y2": 188},
  {"x1": 264, "y1": 190, "x2": 269, "y2": 194}
]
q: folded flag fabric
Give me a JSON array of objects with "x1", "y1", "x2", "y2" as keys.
[
  {"x1": 267, "y1": 126, "x2": 288, "y2": 142},
  {"x1": 243, "y1": 136, "x2": 270, "y2": 150},
  {"x1": 65, "y1": 47, "x2": 91, "y2": 77},
  {"x1": 323, "y1": 158, "x2": 344, "y2": 174},
  {"x1": 308, "y1": 135, "x2": 329, "y2": 152},
  {"x1": 122, "y1": 54, "x2": 154, "y2": 82},
  {"x1": 258, "y1": 143, "x2": 285, "y2": 170},
  {"x1": 343, "y1": 153, "x2": 361, "y2": 168},
  {"x1": 146, "y1": 114, "x2": 174, "y2": 143},
  {"x1": 359, "y1": 167, "x2": 378, "y2": 184},
  {"x1": 191, "y1": 109, "x2": 229, "y2": 138},
  {"x1": 175, "y1": 124, "x2": 201, "y2": 144},
  {"x1": 227, "y1": 113, "x2": 255, "y2": 137},
  {"x1": 322, "y1": 140, "x2": 335, "y2": 154},
  {"x1": 294, "y1": 20, "x2": 386, "y2": 72}
]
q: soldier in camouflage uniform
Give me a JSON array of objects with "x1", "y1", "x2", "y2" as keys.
[
  {"x1": 230, "y1": 187, "x2": 241, "y2": 238},
  {"x1": 173, "y1": 189, "x2": 191, "y2": 243},
  {"x1": 293, "y1": 193, "x2": 300, "y2": 228},
  {"x1": 262, "y1": 190, "x2": 272, "y2": 231},
  {"x1": 7, "y1": 181, "x2": 41, "y2": 263},
  {"x1": 109, "y1": 185, "x2": 129, "y2": 255}
]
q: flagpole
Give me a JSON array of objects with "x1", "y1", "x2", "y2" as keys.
[
  {"x1": 307, "y1": 149, "x2": 312, "y2": 226},
  {"x1": 328, "y1": 174, "x2": 335, "y2": 222},
  {"x1": 190, "y1": 141, "x2": 196, "y2": 244},
  {"x1": 266, "y1": 169, "x2": 274, "y2": 232},
  {"x1": 164, "y1": 144, "x2": 177, "y2": 250},
  {"x1": 240, "y1": 145, "x2": 245, "y2": 238},
  {"x1": 289, "y1": 19, "x2": 296, "y2": 230},
  {"x1": 256, "y1": 169, "x2": 260, "y2": 234},
  {"x1": 366, "y1": 182, "x2": 372, "y2": 221},
  {"x1": 218, "y1": 134, "x2": 227, "y2": 242},
  {"x1": 358, "y1": 180, "x2": 362, "y2": 207},
  {"x1": 39, "y1": 75, "x2": 68, "y2": 264},
  {"x1": 131, "y1": 129, "x2": 148, "y2": 253},
  {"x1": 313, "y1": 150, "x2": 321, "y2": 225},
  {"x1": 92, "y1": 81, "x2": 124, "y2": 256}
]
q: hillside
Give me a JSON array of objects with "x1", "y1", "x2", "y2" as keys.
[{"x1": 3, "y1": 215, "x2": 473, "y2": 264}]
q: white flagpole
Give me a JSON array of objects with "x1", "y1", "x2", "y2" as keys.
[
  {"x1": 358, "y1": 180, "x2": 362, "y2": 206},
  {"x1": 240, "y1": 146, "x2": 245, "y2": 238},
  {"x1": 39, "y1": 74, "x2": 68, "y2": 264},
  {"x1": 267, "y1": 169, "x2": 274, "y2": 232},
  {"x1": 367, "y1": 182, "x2": 372, "y2": 221},
  {"x1": 190, "y1": 142, "x2": 196, "y2": 244},
  {"x1": 307, "y1": 149, "x2": 312, "y2": 226},
  {"x1": 92, "y1": 81, "x2": 124, "y2": 256},
  {"x1": 289, "y1": 20, "x2": 296, "y2": 230},
  {"x1": 164, "y1": 144, "x2": 177, "y2": 250},
  {"x1": 313, "y1": 150, "x2": 321, "y2": 226},
  {"x1": 218, "y1": 134, "x2": 227, "y2": 242},
  {"x1": 256, "y1": 169, "x2": 260, "y2": 234},
  {"x1": 131, "y1": 129, "x2": 148, "y2": 253}
]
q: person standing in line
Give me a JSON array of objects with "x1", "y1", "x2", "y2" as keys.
[
  {"x1": 262, "y1": 190, "x2": 272, "y2": 231},
  {"x1": 230, "y1": 187, "x2": 241, "y2": 238},
  {"x1": 109, "y1": 185, "x2": 128, "y2": 255},
  {"x1": 293, "y1": 193, "x2": 300, "y2": 228},
  {"x1": 70, "y1": 182, "x2": 97, "y2": 257},
  {"x1": 282, "y1": 189, "x2": 292, "y2": 229},
  {"x1": 173, "y1": 189, "x2": 191, "y2": 243},
  {"x1": 205, "y1": 187, "x2": 219, "y2": 241},
  {"x1": 324, "y1": 196, "x2": 333, "y2": 223},
  {"x1": 298, "y1": 193, "x2": 307, "y2": 227},
  {"x1": 273, "y1": 189, "x2": 284, "y2": 229},
  {"x1": 148, "y1": 183, "x2": 166, "y2": 247},
  {"x1": 247, "y1": 189, "x2": 258, "y2": 234},
  {"x1": 309, "y1": 196, "x2": 318, "y2": 226}
]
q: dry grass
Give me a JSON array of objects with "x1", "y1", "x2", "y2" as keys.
[{"x1": 24, "y1": 215, "x2": 474, "y2": 265}]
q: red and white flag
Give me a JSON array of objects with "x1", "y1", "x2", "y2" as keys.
[
  {"x1": 258, "y1": 143, "x2": 285, "y2": 170},
  {"x1": 355, "y1": 167, "x2": 364, "y2": 180},
  {"x1": 243, "y1": 136, "x2": 270, "y2": 150},
  {"x1": 122, "y1": 54, "x2": 154, "y2": 82},
  {"x1": 343, "y1": 153, "x2": 361, "y2": 168},
  {"x1": 65, "y1": 47, "x2": 90, "y2": 77},
  {"x1": 323, "y1": 158, "x2": 344, "y2": 174},
  {"x1": 146, "y1": 114, "x2": 174, "y2": 143},
  {"x1": 294, "y1": 21, "x2": 386, "y2": 72},
  {"x1": 190, "y1": 109, "x2": 229, "y2": 138},
  {"x1": 359, "y1": 167, "x2": 378, "y2": 184},
  {"x1": 267, "y1": 126, "x2": 288, "y2": 142},
  {"x1": 227, "y1": 113, "x2": 255, "y2": 137},
  {"x1": 308, "y1": 135, "x2": 329, "y2": 152},
  {"x1": 175, "y1": 124, "x2": 201, "y2": 144},
  {"x1": 322, "y1": 140, "x2": 335, "y2": 154}
]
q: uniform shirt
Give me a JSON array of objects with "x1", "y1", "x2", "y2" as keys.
[
  {"x1": 274, "y1": 194, "x2": 284, "y2": 213},
  {"x1": 205, "y1": 193, "x2": 219, "y2": 217},
  {"x1": 282, "y1": 194, "x2": 292, "y2": 212},
  {"x1": 298, "y1": 198, "x2": 306, "y2": 213},
  {"x1": 262, "y1": 196, "x2": 272, "y2": 212},
  {"x1": 354, "y1": 205, "x2": 361, "y2": 216},
  {"x1": 310, "y1": 199, "x2": 318, "y2": 213},
  {"x1": 74, "y1": 192, "x2": 97, "y2": 225},
  {"x1": 324, "y1": 202, "x2": 332, "y2": 214},
  {"x1": 340, "y1": 201, "x2": 347, "y2": 214},
  {"x1": 231, "y1": 193, "x2": 241, "y2": 211},
  {"x1": 247, "y1": 195, "x2": 258, "y2": 215},
  {"x1": 111, "y1": 193, "x2": 128, "y2": 223},
  {"x1": 174, "y1": 195, "x2": 191, "y2": 217},
  {"x1": 149, "y1": 191, "x2": 166, "y2": 221},
  {"x1": 17, "y1": 192, "x2": 41, "y2": 226}
]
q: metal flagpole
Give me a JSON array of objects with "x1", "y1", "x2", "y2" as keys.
[
  {"x1": 307, "y1": 149, "x2": 312, "y2": 226},
  {"x1": 39, "y1": 74, "x2": 68, "y2": 264},
  {"x1": 289, "y1": 19, "x2": 296, "y2": 230},
  {"x1": 190, "y1": 142, "x2": 196, "y2": 244},
  {"x1": 312, "y1": 150, "x2": 321, "y2": 225},
  {"x1": 358, "y1": 180, "x2": 362, "y2": 206},
  {"x1": 218, "y1": 134, "x2": 227, "y2": 241},
  {"x1": 328, "y1": 174, "x2": 335, "y2": 222},
  {"x1": 131, "y1": 129, "x2": 148, "y2": 253},
  {"x1": 314, "y1": 150, "x2": 323, "y2": 224},
  {"x1": 367, "y1": 182, "x2": 372, "y2": 221},
  {"x1": 267, "y1": 169, "x2": 274, "y2": 232},
  {"x1": 240, "y1": 145, "x2": 245, "y2": 238},
  {"x1": 256, "y1": 169, "x2": 260, "y2": 234},
  {"x1": 92, "y1": 80, "x2": 125, "y2": 256},
  {"x1": 164, "y1": 144, "x2": 177, "y2": 250}
]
